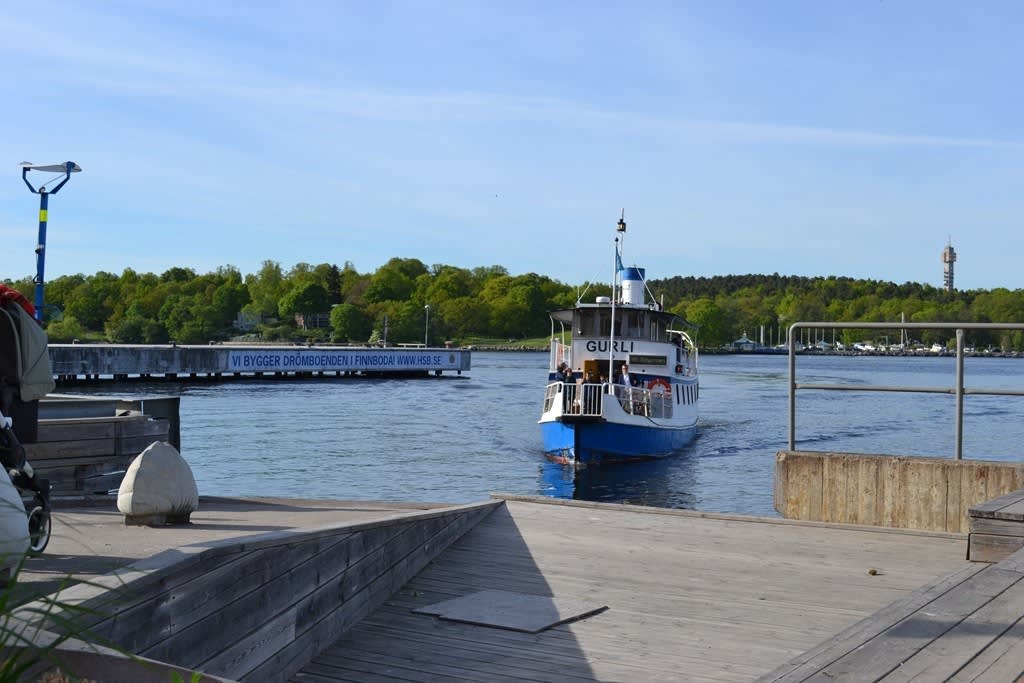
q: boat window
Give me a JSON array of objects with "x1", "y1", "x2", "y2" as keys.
[
  {"x1": 598, "y1": 310, "x2": 612, "y2": 337},
  {"x1": 650, "y1": 317, "x2": 664, "y2": 342},
  {"x1": 576, "y1": 309, "x2": 595, "y2": 337},
  {"x1": 623, "y1": 311, "x2": 645, "y2": 338}
]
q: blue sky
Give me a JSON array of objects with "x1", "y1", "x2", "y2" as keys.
[{"x1": 1, "y1": 1, "x2": 1021, "y2": 291}]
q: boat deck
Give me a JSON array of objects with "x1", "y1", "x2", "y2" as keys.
[{"x1": 293, "y1": 496, "x2": 971, "y2": 683}]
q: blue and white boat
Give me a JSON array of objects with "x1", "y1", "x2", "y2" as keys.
[{"x1": 538, "y1": 216, "x2": 699, "y2": 466}]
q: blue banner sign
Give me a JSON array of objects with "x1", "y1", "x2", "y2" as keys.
[{"x1": 227, "y1": 349, "x2": 463, "y2": 372}]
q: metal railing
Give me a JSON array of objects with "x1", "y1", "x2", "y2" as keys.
[
  {"x1": 544, "y1": 381, "x2": 674, "y2": 418},
  {"x1": 787, "y1": 321, "x2": 1024, "y2": 459}
]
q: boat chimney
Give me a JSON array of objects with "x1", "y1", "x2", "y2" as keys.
[{"x1": 621, "y1": 267, "x2": 645, "y2": 306}]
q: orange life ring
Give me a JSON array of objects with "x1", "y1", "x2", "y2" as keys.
[
  {"x1": 647, "y1": 377, "x2": 671, "y2": 395},
  {"x1": 0, "y1": 284, "x2": 35, "y2": 317}
]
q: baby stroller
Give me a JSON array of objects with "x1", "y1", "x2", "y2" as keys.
[
  {"x1": 0, "y1": 286, "x2": 54, "y2": 555},
  {"x1": 0, "y1": 407, "x2": 51, "y2": 554}
]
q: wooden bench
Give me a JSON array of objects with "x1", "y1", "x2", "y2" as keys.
[
  {"x1": 969, "y1": 488, "x2": 1024, "y2": 563},
  {"x1": 757, "y1": 548, "x2": 1024, "y2": 681}
]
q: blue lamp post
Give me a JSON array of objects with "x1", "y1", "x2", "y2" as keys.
[{"x1": 20, "y1": 161, "x2": 82, "y2": 322}]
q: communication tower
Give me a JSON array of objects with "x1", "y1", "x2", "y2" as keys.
[{"x1": 942, "y1": 239, "x2": 957, "y2": 292}]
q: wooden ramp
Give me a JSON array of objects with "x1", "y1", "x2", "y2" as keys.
[
  {"x1": 17, "y1": 498, "x2": 499, "y2": 682},
  {"x1": 293, "y1": 496, "x2": 973, "y2": 683}
]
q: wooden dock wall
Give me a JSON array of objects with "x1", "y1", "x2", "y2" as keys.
[
  {"x1": 41, "y1": 394, "x2": 182, "y2": 451},
  {"x1": 26, "y1": 413, "x2": 170, "y2": 498},
  {"x1": 775, "y1": 450, "x2": 1024, "y2": 533},
  {"x1": 26, "y1": 500, "x2": 500, "y2": 683}
]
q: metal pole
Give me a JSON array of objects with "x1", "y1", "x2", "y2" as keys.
[
  {"x1": 424, "y1": 305, "x2": 430, "y2": 346},
  {"x1": 33, "y1": 189, "x2": 50, "y2": 321},
  {"x1": 788, "y1": 323, "x2": 797, "y2": 450},
  {"x1": 955, "y1": 328, "x2": 964, "y2": 460},
  {"x1": 20, "y1": 161, "x2": 80, "y2": 322},
  {"x1": 608, "y1": 237, "x2": 618, "y2": 388}
]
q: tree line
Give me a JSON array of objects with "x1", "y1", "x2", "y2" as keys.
[{"x1": 4, "y1": 262, "x2": 1024, "y2": 350}]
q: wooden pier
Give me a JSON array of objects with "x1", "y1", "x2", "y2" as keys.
[{"x1": 15, "y1": 494, "x2": 1007, "y2": 682}]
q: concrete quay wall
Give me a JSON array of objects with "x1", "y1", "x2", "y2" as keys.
[
  {"x1": 48, "y1": 343, "x2": 471, "y2": 381},
  {"x1": 775, "y1": 450, "x2": 1024, "y2": 533}
]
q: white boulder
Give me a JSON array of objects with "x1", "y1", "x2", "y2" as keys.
[{"x1": 117, "y1": 441, "x2": 198, "y2": 526}]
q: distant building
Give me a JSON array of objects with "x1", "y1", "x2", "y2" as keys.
[
  {"x1": 942, "y1": 240, "x2": 957, "y2": 292},
  {"x1": 295, "y1": 312, "x2": 331, "y2": 329},
  {"x1": 732, "y1": 333, "x2": 759, "y2": 352},
  {"x1": 234, "y1": 310, "x2": 261, "y2": 331}
]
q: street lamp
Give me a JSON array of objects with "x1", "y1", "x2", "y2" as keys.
[
  {"x1": 20, "y1": 161, "x2": 82, "y2": 322},
  {"x1": 424, "y1": 304, "x2": 430, "y2": 346}
]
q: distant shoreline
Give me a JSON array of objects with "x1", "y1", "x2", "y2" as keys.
[
  {"x1": 703, "y1": 348, "x2": 1023, "y2": 358},
  {"x1": 467, "y1": 345, "x2": 1024, "y2": 358}
]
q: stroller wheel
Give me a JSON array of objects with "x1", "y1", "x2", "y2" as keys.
[{"x1": 27, "y1": 505, "x2": 51, "y2": 555}]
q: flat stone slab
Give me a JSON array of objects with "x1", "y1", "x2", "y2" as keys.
[{"x1": 414, "y1": 589, "x2": 607, "y2": 633}]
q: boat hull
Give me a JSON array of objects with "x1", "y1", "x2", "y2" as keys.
[{"x1": 540, "y1": 418, "x2": 697, "y2": 466}]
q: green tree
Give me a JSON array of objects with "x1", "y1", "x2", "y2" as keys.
[
  {"x1": 330, "y1": 303, "x2": 372, "y2": 343},
  {"x1": 44, "y1": 315, "x2": 87, "y2": 342},
  {"x1": 364, "y1": 258, "x2": 424, "y2": 303},
  {"x1": 64, "y1": 272, "x2": 120, "y2": 330},
  {"x1": 244, "y1": 260, "x2": 288, "y2": 321},
  {"x1": 279, "y1": 282, "x2": 330, "y2": 329},
  {"x1": 438, "y1": 296, "x2": 488, "y2": 339},
  {"x1": 686, "y1": 298, "x2": 730, "y2": 347},
  {"x1": 321, "y1": 264, "x2": 343, "y2": 304}
]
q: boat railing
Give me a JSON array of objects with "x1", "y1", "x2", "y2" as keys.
[
  {"x1": 546, "y1": 381, "x2": 674, "y2": 419},
  {"x1": 788, "y1": 321, "x2": 1024, "y2": 460},
  {"x1": 544, "y1": 381, "x2": 605, "y2": 417},
  {"x1": 611, "y1": 384, "x2": 673, "y2": 419},
  {"x1": 542, "y1": 381, "x2": 562, "y2": 413}
]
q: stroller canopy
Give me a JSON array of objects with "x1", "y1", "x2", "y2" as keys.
[{"x1": 0, "y1": 287, "x2": 55, "y2": 402}]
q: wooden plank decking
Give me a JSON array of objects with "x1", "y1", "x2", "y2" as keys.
[
  {"x1": 293, "y1": 496, "x2": 974, "y2": 683},
  {"x1": 759, "y1": 550, "x2": 1024, "y2": 681}
]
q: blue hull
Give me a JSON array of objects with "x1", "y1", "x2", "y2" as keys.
[{"x1": 540, "y1": 419, "x2": 697, "y2": 466}]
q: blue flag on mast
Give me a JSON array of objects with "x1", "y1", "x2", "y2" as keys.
[{"x1": 615, "y1": 246, "x2": 624, "y2": 273}]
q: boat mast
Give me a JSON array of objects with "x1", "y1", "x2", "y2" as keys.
[{"x1": 609, "y1": 211, "x2": 626, "y2": 384}]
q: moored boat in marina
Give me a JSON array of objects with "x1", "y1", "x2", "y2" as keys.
[{"x1": 538, "y1": 215, "x2": 699, "y2": 466}]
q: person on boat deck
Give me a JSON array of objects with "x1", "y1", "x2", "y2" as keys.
[
  {"x1": 582, "y1": 371, "x2": 599, "y2": 413},
  {"x1": 617, "y1": 363, "x2": 641, "y2": 414},
  {"x1": 555, "y1": 362, "x2": 570, "y2": 382}
]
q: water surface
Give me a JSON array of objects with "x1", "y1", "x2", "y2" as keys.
[{"x1": 72, "y1": 352, "x2": 1024, "y2": 517}]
